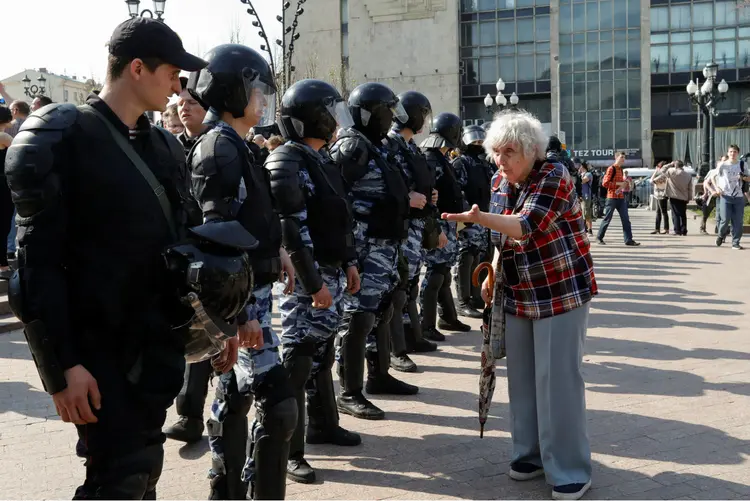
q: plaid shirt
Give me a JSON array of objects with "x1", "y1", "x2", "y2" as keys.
[
  {"x1": 602, "y1": 163, "x2": 624, "y2": 199},
  {"x1": 489, "y1": 160, "x2": 597, "y2": 320}
]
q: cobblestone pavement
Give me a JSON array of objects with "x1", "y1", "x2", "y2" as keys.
[{"x1": 1, "y1": 209, "x2": 749, "y2": 500}]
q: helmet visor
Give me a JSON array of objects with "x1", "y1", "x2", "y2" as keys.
[
  {"x1": 462, "y1": 129, "x2": 486, "y2": 146},
  {"x1": 243, "y1": 70, "x2": 276, "y2": 117},
  {"x1": 326, "y1": 100, "x2": 355, "y2": 130},
  {"x1": 391, "y1": 100, "x2": 408, "y2": 124},
  {"x1": 418, "y1": 111, "x2": 433, "y2": 134}
]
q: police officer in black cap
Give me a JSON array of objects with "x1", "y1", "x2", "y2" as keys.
[
  {"x1": 187, "y1": 44, "x2": 297, "y2": 500},
  {"x1": 265, "y1": 78, "x2": 362, "y2": 484},
  {"x1": 4, "y1": 17, "x2": 209, "y2": 498},
  {"x1": 330, "y1": 82, "x2": 418, "y2": 421},
  {"x1": 452, "y1": 125, "x2": 492, "y2": 317},
  {"x1": 386, "y1": 91, "x2": 440, "y2": 373},
  {"x1": 419, "y1": 113, "x2": 471, "y2": 341}
]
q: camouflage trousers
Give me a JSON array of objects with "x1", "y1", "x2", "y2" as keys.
[
  {"x1": 279, "y1": 266, "x2": 347, "y2": 395},
  {"x1": 402, "y1": 219, "x2": 425, "y2": 281},
  {"x1": 207, "y1": 283, "x2": 282, "y2": 488},
  {"x1": 457, "y1": 223, "x2": 488, "y2": 253},
  {"x1": 339, "y1": 221, "x2": 401, "y2": 358}
]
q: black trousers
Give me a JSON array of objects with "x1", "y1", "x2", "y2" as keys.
[
  {"x1": 175, "y1": 359, "x2": 212, "y2": 419},
  {"x1": 701, "y1": 197, "x2": 717, "y2": 231},
  {"x1": 654, "y1": 197, "x2": 669, "y2": 232},
  {"x1": 669, "y1": 198, "x2": 688, "y2": 236}
]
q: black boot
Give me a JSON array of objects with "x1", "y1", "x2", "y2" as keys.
[
  {"x1": 404, "y1": 278, "x2": 438, "y2": 353},
  {"x1": 336, "y1": 312, "x2": 385, "y2": 420},
  {"x1": 389, "y1": 289, "x2": 417, "y2": 372},
  {"x1": 365, "y1": 308, "x2": 419, "y2": 396},
  {"x1": 437, "y1": 268, "x2": 471, "y2": 332},
  {"x1": 455, "y1": 250, "x2": 482, "y2": 319},
  {"x1": 283, "y1": 353, "x2": 315, "y2": 484},
  {"x1": 164, "y1": 416, "x2": 204, "y2": 444},
  {"x1": 306, "y1": 338, "x2": 361, "y2": 447},
  {"x1": 420, "y1": 266, "x2": 447, "y2": 341}
]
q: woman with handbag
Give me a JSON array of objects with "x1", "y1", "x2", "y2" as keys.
[{"x1": 442, "y1": 110, "x2": 597, "y2": 501}]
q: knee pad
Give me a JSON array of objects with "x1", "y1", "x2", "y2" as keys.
[
  {"x1": 254, "y1": 364, "x2": 294, "y2": 409},
  {"x1": 260, "y1": 396, "x2": 298, "y2": 441},
  {"x1": 283, "y1": 351, "x2": 314, "y2": 390}
]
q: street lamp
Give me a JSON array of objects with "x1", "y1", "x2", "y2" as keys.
[
  {"x1": 125, "y1": 0, "x2": 166, "y2": 21},
  {"x1": 485, "y1": 78, "x2": 517, "y2": 114},
  {"x1": 687, "y1": 61, "x2": 729, "y2": 179},
  {"x1": 22, "y1": 73, "x2": 46, "y2": 98}
]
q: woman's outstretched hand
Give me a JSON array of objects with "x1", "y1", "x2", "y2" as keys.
[{"x1": 442, "y1": 204, "x2": 481, "y2": 224}]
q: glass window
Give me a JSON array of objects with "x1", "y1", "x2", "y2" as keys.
[
  {"x1": 461, "y1": 0, "x2": 478, "y2": 12},
  {"x1": 516, "y1": 0, "x2": 533, "y2": 6},
  {"x1": 628, "y1": 37, "x2": 640, "y2": 68},
  {"x1": 499, "y1": 45, "x2": 516, "y2": 55},
  {"x1": 517, "y1": 18, "x2": 533, "y2": 43},
  {"x1": 613, "y1": 0, "x2": 626, "y2": 29},
  {"x1": 614, "y1": 79, "x2": 628, "y2": 108},
  {"x1": 536, "y1": 54, "x2": 551, "y2": 79},
  {"x1": 600, "y1": 120, "x2": 614, "y2": 150},
  {"x1": 740, "y1": 4, "x2": 750, "y2": 25},
  {"x1": 614, "y1": 41, "x2": 627, "y2": 70},
  {"x1": 651, "y1": 46, "x2": 668, "y2": 73},
  {"x1": 480, "y1": 46, "x2": 496, "y2": 56},
  {"x1": 627, "y1": 0, "x2": 640, "y2": 28},
  {"x1": 600, "y1": 41, "x2": 613, "y2": 70},
  {"x1": 573, "y1": 43, "x2": 586, "y2": 72},
  {"x1": 671, "y1": 44, "x2": 691, "y2": 72},
  {"x1": 479, "y1": 21, "x2": 496, "y2": 45},
  {"x1": 586, "y1": 43, "x2": 598, "y2": 70},
  {"x1": 628, "y1": 119, "x2": 641, "y2": 149},
  {"x1": 498, "y1": 0, "x2": 515, "y2": 7},
  {"x1": 573, "y1": 3, "x2": 585, "y2": 30},
  {"x1": 715, "y1": 40, "x2": 737, "y2": 69},
  {"x1": 463, "y1": 59, "x2": 478, "y2": 84},
  {"x1": 692, "y1": 3, "x2": 713, "y2": 28},
  {"x1": 692, "y1": 42, "x2": 712, "y2": 70},
  {"x1": 561, "y1": 82, "x2": 573, "y2": 112},
  {"x1": 536, "y1": 15, "x2": 550, "y2": 41},
  {"x1": 600, "y1": 0, "x2": 613, "y2": 30},
  {"x1": 671, "y1": 32, "x2": 690, "y2": 43},
  {"x1": 651, "y1": 33, "x2": 668, "y2": 44},
  {"x1": 572, "y1": 124, "x2": 585, "y2": 149},
  {"x1": 586, "y1": 2, "x2": 598, "y2": 30},
  {"x1": 478, "y1": 0, "x2": 495, "y2": 9},
  {"x1": 740, "y1": 27, "x2": 750, "y2": 38},
  {"x1": 650, "y1": 7, "x2": 668, "y2": 32},
  {"x1": 574, "y1": 82, "x2": 586, "y2": 110},
  {"x1": 669, "y1": 92, "x2": 690, "y2": 113},
  {"x1": 499, "y1": 55, "x2": 516, "y2": 81},
  {"x1": 715, "y1": 1, "x2": 736, "y2": 26},
  {"x1": 692, "y1": 30, "x2": 713, "y2": 41},
  {"x1": 615, "y1": 120, "x2": 628, "y2": 148},
  {"x1": 480, "y1": 57, "x2": 497, "y2": 83},
  {"x1": 715, "y1": 28, "x2": 735, "y2": 40},
  {"x1": 518, "y1": 55, "x2": 535, "y2": 80},
  {"x1": 739, "y1": 39, "x2": 750, "y2": 67},
  {"x1": 462, "y1": 23, "x2": 478, "y2": 46},
  {"x1": 601, "y1": 110, "x2": 613, "y2": 120},
  {"x1": 628, "y1": 77, "x2": 640, "y2": 108},
  {"x1": 587, "y1": 119, "x2": 599, "y2": 146},
  {"x1": 587, "y1": 82, "x2": 600, "y2": 110},
  {"x1": 537, "y1": 42, "x2": 550, "y2": 52},
  {"x1": 498, "y1": 19, "x2": 514, "y2": 44},
  {"x1": 560, "y1": 4, "x2": 571, "y2": 35},
  {"x1": 671, "y1": 5, "x2": 691, "y2": 30},
  {"x1": 517, "y1": 42, "x2": 534, "y2": 54}
]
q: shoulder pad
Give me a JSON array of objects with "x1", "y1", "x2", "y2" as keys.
[
  {"x1": 331, "y1": 134, "x2": 369, "y2": 168},
  {"x1": 19, "y1": 103, "x2": 79, "y2": 133},
  {"x1": 265, "y1": 144, "x2": 304, "y2": 177},
  {"x1": 265, "y1": 145, "x2": 306, "y2": 214},
  {"x1": 189, "y1": 132, "x2": 242, "y2": 177}
]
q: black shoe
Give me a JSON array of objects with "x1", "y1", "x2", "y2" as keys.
[
  {"x1": 649, "y1": 230, "x2": 658, "y2": 234},
  {"x1": 509, "y1": 462, "x2": 545, "y2": 481},
  {"x1": 390, "y1": 353, "x2": 417, "y2": 373},
  {"x1": 552, "y1": 481, "x2": 592, "y2": 500},
  {"x1": 469, "y1": 297, "x2": 485, "y2": 310},
  {"x1": 422, "y1": 326, "x2": 446, "y2": 342},
  {"x1": 456, "y1": 303, "x2": 482, "y2": 319},
  {"x1": 366, "y1": 374, "x2": 419, "y2": 395},
  {"x1": 336, "y1": 393, "x2": 385, "y2": 420},
  {"x1": 700, "y1": 229, "x2": 708, "y2": 235},
  {"x1": 163, "y1": 416, "x2": 204, "y2": 444},
  {"x1": 624, "y1": 240, "x2": 641, "y2": 246},
  {"x1": 716, "y1": 236, "x2": 724, "y2": 247},
  {"x1": 596, "y1": 238, "x2": 605, "y2": 245},
  {"x1": 306, "y1": 425, "x2": 361, "y2": 446},
  {"x1": 411, "y1": 339, "x2": 438, "y2": 353},
  {"x1": 287, "y1": 458, "x2": 316, "y2": 484},
  {"x1": 438, "y1": 318, "x2": 471, "y2": 332}
]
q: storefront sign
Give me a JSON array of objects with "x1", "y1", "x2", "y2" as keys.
[{"x1": 571, "y1": 148, "x2": 641, "y2": 160}]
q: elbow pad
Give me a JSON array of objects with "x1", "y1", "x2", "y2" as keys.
[{"x1": 280, "y1": 216, "x2": 323, "y2": 295}]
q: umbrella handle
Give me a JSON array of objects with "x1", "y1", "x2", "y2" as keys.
[{"x1": 472, "y1": 262, "x2": 495, "y2": 291}]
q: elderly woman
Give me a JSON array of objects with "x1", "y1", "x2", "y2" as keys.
[{"x1": 443, "y1": 111, "x2": 596, "y2": 500}]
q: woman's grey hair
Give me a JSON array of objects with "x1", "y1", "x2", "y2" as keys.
[{"x1": 483, "y1": 110, "x2": 549, "y2": 161}]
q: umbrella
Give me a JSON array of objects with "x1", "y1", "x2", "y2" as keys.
[{"x1": 472, "y1": 260, "x2": 506, "y2": 438}]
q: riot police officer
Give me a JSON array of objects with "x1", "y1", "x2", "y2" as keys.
[
  {"x1": 330, "y1": 82, "x2": 418, "y2": 421},
  {"x1": 452, "y1": 125, "x2": 492, "y2": 318},
  {"x1": 386, "y1": 91, "x2": 440, "y2": 372},
  {"x1": 4, "y1": 18, "x2": 208, "y2": 499},
  {"x1": 187, "y1": 44, "x2": 297, "y2": 500},
  {"x1": 266, "y1": 79, "x2": 363, "y2": 484},
  {"x1": 420, "y1": 113, "x2": 470, "y2": 341}
]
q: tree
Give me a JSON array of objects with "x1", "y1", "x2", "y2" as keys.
[{"x1": 228, "y1": 16, "x2": 245, "y2": 44}]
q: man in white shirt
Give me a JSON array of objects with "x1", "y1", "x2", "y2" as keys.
[
  {"x1": 701, "y1": 157, "x2": 725, "y2": 234},
  {"x1": 715, "y1": 145, "x2": 750, "y2": 249}
]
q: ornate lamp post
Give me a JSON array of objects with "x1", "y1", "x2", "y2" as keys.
[
  {"x1": 484, "y1": 78, "x2": 519, "y2": 114},
  {"x1": 22, "y1": 73, "x2": 47, "y2": 98},
  {"x1": 125, "y1": 0, "x2": 166, "y2": 21},
  {"x1": 687, "y1": 61, "x2": 728, "y2": 178}
]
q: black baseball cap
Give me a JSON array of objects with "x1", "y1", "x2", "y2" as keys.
[{"x1": 108, "y1": 17, "x2": 207, "y2": 72}]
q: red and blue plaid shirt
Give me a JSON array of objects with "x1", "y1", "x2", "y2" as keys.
[{"x1": 489, "y1": 160, "x2": 597, "y2": 320}]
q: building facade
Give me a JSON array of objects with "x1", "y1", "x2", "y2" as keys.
[
  {"x1": 1, "y1": 69, "x2": 92, "y2": 107},
  {"x1": 292, "y1": 0, "x2": 750, "y2": 166}
]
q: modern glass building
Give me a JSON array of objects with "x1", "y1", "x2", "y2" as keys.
[{"x1": 459, "y1": 0, "x2": 750, "y2": 166}]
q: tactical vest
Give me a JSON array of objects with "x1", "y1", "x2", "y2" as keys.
[
  {"x1": 464, "y1": 154, "x2": 492, "y2": 212},
  {"x1": 367, "y1": 143, "x2": 410, "y2": 240},
  {"x1": 399, "y1": 140, "x2": 435, "y2": 219},
  {"x1": 427, "y1": 149, "x2": 464, "y2": 215},
  {"x1": 285, "y1": 143, "x2": 355, "y2": 265}
]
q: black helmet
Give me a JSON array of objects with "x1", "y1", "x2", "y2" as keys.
[
  {"x1": 187, "y1": 44, "x2": 276, "y2": 119},
  {"x1": 278, "y1": 79, "x2": 354, "y2": 142},
  {"x1": 164, "y1": 220, "x2": 258, "y2": 363},
  {"x1": 547, "y1": 135, "x2": 562, "y2": 153},
  {"x1": 419, "y1": 112, "x2": 462, "y2": 149},
  {"x1": 393, "y1": 91, "x2": 432, "y2": 134},
  {"x1": 461, "y1": 124, "x2": 486, "y2": 149},
  {"x1": 348, "y1": 82, "x2": 408, "y2": 142},
  {"x1": 481, "y1": 121, "x2": 492, "y2": 131}
]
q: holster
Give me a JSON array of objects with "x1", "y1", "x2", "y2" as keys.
[{"x1": 422, "y1": 214, "x2": 441, "y2": 250}]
